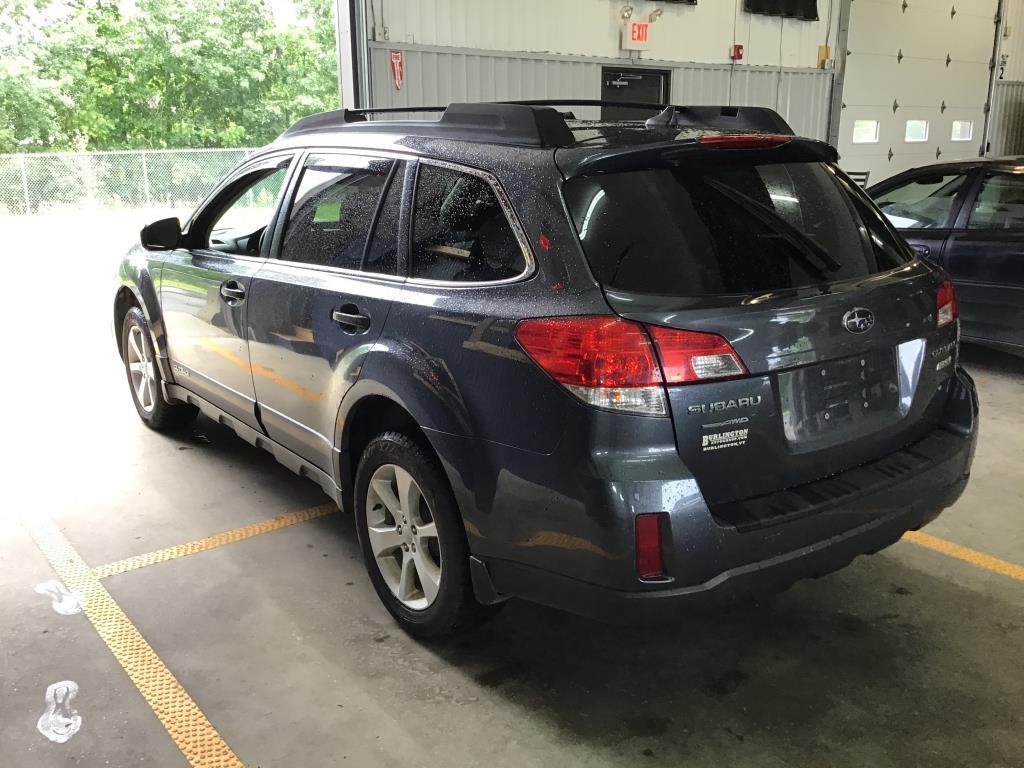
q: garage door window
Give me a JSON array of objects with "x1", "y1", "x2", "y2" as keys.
[
  {"x1": 904, "y1": 120, "x2": 929, "y2": 143},
  {"x1": 851, "y1": 119, "x2": 880, "y2": 144},
  {"x1": 968, "y1": 174, "x2": 1024, "y2": 230},
  {"x1": 871, "y1": 173, "x2": 966, "y2": 229},
  {"x1": 951, "y1": 120, "x2": 974, "y2": 142}
]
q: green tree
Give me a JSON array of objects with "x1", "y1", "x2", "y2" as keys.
[{"x1": 0, "y1": 0, "x2": 339, "y2": 152}]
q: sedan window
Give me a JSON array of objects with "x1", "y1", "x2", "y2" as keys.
[
  {"x1": 872, "y1": 173, "x2": 966, "y2": 230},
  {"x1": 967, "y1": 173, "x2": 1024, "y2": 230}
]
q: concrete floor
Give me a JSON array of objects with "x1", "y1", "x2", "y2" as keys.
[{"x1": 2, "y1": 211, "x2": 1022, "y2": 767}]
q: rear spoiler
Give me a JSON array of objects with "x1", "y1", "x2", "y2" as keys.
[{"x1": 556, "y1": 136, "x2": 840, "y2": 179}]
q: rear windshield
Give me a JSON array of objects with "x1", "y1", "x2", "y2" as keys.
[{"x1": 564, "y1": 161, "x2": 910, "y2": 296}]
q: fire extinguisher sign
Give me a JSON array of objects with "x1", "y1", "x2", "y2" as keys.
[{"x1": 390, "y1": 51, "x2": 404, "y2": 91}]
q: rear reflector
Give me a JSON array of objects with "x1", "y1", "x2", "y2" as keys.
[
  {"x1": 698, "y1": 133, "x2": 792, "y2": 150},
  {"x1": 936, "y1": 275, "x2": 959, "y2": 329},
  {"x1": 514, "y1": 316, "x2": 667, "y2": 416},
  {"x1": 635, "y1": 513, "x2": 664, "y2": 579},
  {"x1": 646, "y1": 325, "x2": 747, "y2": 384}
]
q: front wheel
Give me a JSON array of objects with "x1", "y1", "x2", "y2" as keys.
[
  {"x1": 121, "y1": 307, "x2": 197, "y2": 431},
  {"x1": 354, "y1": 432, "x2": 501, "y2": 638}
]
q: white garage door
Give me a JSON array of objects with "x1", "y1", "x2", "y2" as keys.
[{"x1": 838, "y1": 0, "x2": 998, "y2": 185}]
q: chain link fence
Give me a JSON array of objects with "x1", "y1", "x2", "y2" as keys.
[{"x1": 0, "y1": 148, "x2": 258, "y2": 215}]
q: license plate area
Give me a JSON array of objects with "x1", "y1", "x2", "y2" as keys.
[{"x1": 779, "y1": 347, "x2": 901, "y2": 448}]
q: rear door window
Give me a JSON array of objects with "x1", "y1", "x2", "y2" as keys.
[
  {"x1": 564, "y1": 161, "x2": 909, "y2": 296},
  {"x1": 967, "y1": 173, "x2": 1024, "y2": 230},
  {"x1": 410, "y1": 164, "x2": 527, "y2": 283},
  {"x1": 280, "y1": 154, "x2": 393, "y2": 270},
  {"x1": 872, "y1": 172, "x2": 966, "y2": 229}
]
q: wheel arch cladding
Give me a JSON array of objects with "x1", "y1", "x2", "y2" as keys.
[
  {"x1": 338, "y1": 394, "x2": 439, "y2": 514},
  {"x1": 113, "y1": 286, "x2": 142, "y2": 356}
]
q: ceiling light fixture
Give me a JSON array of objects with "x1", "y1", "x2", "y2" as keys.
[
  {"x1": 620, "y1": 5, "x2": 634, "y2": 20},
  {"x1": 649, "y1": 8, "x2": 663, "y2": 22}
]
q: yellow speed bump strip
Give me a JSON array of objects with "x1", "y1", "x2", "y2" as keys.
[
  {"x1": 93, "y1": 503, "x2": 336, "y2": 579},
  {"x1": 22, "y1": 514, "x2": 244, "y2": 767},
  {"x1": 903, "y1": 530, "x2": 1024, "y2": 581}
]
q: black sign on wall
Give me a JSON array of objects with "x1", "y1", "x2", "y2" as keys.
[{"x1": 744, "y1": 0, "x2": 818, "y2": 21}]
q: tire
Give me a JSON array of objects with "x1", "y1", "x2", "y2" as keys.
[
  {"x1": 120, "y1": 307, "x2": 198, "y2": 431},
  {"x1": 354, "y1": 432, "x2": 501, "y2": 639}
]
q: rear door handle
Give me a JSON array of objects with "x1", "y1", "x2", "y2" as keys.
[
  {"x1": 332, "y1": 307, "x2": 371, "y2": 332},
  {"x1": 220, "y1": 280, "x2": 246, "y2": 302}
]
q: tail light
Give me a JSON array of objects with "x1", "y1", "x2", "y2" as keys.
[
  {"x1": 635, "y1": 513, "x2": 664, "y2": 579},
  {"x1": 646, "y1": 326, "x2": 747, "y2": 383},
  {"x1": 936, "y1": 276, "x2": 959, "y2": 329},
  {"x1": 698, "y1": 133, "x2": 791, "y2": 150},
  {"x1": 514, "y1": 316, "x2": 747, "y2": 416}
]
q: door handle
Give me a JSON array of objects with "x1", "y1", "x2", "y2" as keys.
[
  {"x1": 332, "y1": 307, "x2": 371, "y2": 332},
  {"x1": 220, "y1": 281, "x2": 246, "y2": 302},
  {"x1": 909, "y1": 243, "x2": 931, "y2": 258}
]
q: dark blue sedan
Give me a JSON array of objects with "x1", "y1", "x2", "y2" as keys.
[{"x1": 869, "y1": 157, "x2": 1024, "y2": 357}]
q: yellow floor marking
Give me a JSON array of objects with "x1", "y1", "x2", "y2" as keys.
[
  {"x1": 22, "y1": 514, "x2": 244, "y2": 767},
  {"x1": 903, "y1": 530, "x2": 1024, "y2": 581},
  {"x1": 93, "y1": 503, "x2": 337, "y2": 579}
]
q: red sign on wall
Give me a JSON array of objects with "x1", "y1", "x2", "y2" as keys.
[
  {"x1": 620, "y1": 21, "x2": 651, "y2": 51},
  {"x1": 390, "y1": 50, "x2": 404, "y2": 91}
]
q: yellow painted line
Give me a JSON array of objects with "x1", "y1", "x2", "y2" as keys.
[
  {"x1": 93, "y1": 503, "x2": 336, "y2": 579},
  {"x1": 903, "y1": 530, "x2": 1024, "y2": 581},
  {"x1": 22, "y1": 514, "x2": 244, "y2": 767}
]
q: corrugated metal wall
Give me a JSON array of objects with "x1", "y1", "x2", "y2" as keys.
[
  {"x1": 376, "y1": 0, "x2": 837, "y2": 69},
  {"x1": 989, "y1": 80, "x2": 1024, "y2": 155},
  {"x1": 369, "y1": 44, "x2": 833, "y2": 140}
]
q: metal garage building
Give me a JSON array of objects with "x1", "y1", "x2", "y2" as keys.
[{"x1": 336, "y1": 0, "x2": 1024, "y2": 185}]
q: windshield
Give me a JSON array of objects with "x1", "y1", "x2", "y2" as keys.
[{"x1": 564, "y1": 161, "x2": 910, "y2": 296}]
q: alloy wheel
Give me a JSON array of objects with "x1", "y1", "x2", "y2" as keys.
[
  {"x1": 365, "y1": 463, "x2": 443, "y2": 610},
  {"x1": 126, "y1": 324, "x2": 156, "y2": 413}
]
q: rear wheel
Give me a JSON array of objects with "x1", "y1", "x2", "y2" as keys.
[
  {"x1": 121, "y1": 307, "x2": 197, "y2": 430},
  {"x1": 355, "y1": 432, "x2": 501, "y2": 638}
]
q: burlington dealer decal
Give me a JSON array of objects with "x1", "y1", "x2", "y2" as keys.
[{"x1": 702, "y1": 428, "x2": 750, "y2": 452}]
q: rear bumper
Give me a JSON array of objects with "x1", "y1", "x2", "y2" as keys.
[{"x1": 471, "y1": 368, "x2": 978, "y2": 622}]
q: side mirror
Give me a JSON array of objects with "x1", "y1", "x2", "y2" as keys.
[{"x1": 140, "y1": 217, "x2": 181, "y2": 250}]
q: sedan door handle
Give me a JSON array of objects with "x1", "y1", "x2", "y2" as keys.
[
  {"x1": 332, "y1": 308, "x2": 371, "y2": 332},
  {"x1": 220, "y1": 281, "x2": 246, "y2": 302},
  {"x1": 909, "y1": 243, "x2": 931, "y2": 258}
]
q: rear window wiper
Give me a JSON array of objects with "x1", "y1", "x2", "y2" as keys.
[{"x1": 704, "y1": 179, "x2": 843, "y2": 276}]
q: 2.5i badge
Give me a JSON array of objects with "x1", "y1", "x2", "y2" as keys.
[{"x1": 701, "y1": 428, "x2": 749, "y2": 452}]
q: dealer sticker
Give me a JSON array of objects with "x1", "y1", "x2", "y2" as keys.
[{"x1": 701, "y1": 428, "x2": 749, "y2": 452}]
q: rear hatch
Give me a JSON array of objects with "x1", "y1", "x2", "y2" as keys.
[{"x1": 560, "y1": 139, "x2": 959, "y2": 511}]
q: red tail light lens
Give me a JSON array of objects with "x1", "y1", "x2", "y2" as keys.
[
  {"x1": 514, "y1": 316, "x2": 666, "y2": 415},
  {"x1": 635, "y1": 513, "x2": 664, "y2": 579},
  {"x1": 646, "y1": 325, "x2": 748, "y2": 383},
  {"x1": 936, "y1": 276, "x2": 959, "y2": 329},
  {"x1": 515, "y1": 317, "x2": 749, "y2": 415},
  {"x1": 698, "y1": 133, "x2": 792, "y2": 150}
]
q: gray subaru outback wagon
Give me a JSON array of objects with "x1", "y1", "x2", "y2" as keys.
[{"x1": 114, "y1": 101, "x2": 979, "y2": 637}]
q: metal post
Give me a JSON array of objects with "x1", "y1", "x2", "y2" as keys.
[
  {"x1": 826, "y1": 0, "x2": 853, "y2": 148},
  {"x1": 981, "y1": 0, "x2": 1006, "y2": 157},
  {"x1": 335, "y1": 0, "x2": 360, "y2": 108},
  {"x1": 19, "y1": 155, "x2": 30, "y2": 215},
  {"x1": 141, "y1": 151, "x2": 151, "y2": 206}
]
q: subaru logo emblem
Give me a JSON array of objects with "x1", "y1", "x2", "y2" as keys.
[{"x1": 843, "y1": 307, "x2": 875, "y2": 334}]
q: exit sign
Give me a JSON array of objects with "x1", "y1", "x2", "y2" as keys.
[{"x1": 621, "y1": 21, "x2": 651, "y2": 51}]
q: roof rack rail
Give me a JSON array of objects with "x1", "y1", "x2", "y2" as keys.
[
  {"x1": 278, "y1": 100, "x2": 794, "y2": 148},
  {"x1": 280, "y1": 103, "x2": 574, "y2": 147}
]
